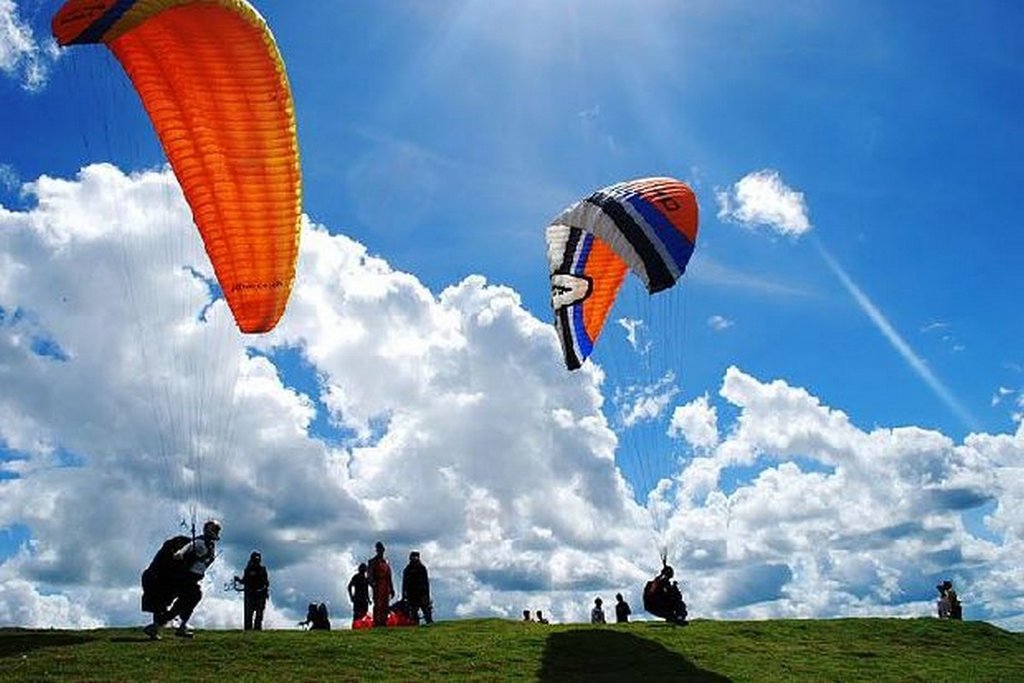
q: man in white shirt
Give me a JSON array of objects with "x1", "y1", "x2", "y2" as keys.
[
  {"x1": 591, "y1": 597, "x2": 606, "y2": 624},
  {"x1": 143, "y1": 519, "x2": 221, "y2": 640}
]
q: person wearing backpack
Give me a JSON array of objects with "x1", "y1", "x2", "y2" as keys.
[
  {"x1": 643, "y1": 564, "x2": 687, "y2": 625},
  {"x1": 142, "y1": 519, "x2": 221, "y2": 640},
  {"x1": 614, "y1": 593, "x2": 631, "y2": 623},
  {"x1": 401, "y1": 551, "x2": 433, "y2": 625},
  {"x1": 235, "y1": 551, "x2": 269, "y2": 630},
  {"x1": 347, "y1": 562, "x2": 371, "y2": 622}
]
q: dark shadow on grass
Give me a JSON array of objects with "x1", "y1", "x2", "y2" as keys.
[
  {"x1": 0, "y1": 629, "x2": 98, "y2": 658},
  {"x1": 540, "y1": 629, "x2": 731, "y2": 682},
  {"x1": 109, "y1": 635, "x2": 157, "y2": 643}
]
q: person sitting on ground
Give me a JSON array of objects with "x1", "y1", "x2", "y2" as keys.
[
  {"x1": 522, "y1": 609, "x2": 533, "y2": 622},
  {"x1": 948, "y1": 582, "x2": 963, "y2": 620},
  {"x1": 938, "y1": 580, "x2": 963, "y2": 620},
  {"x1": 591, "y1": 597, "x2": 606, "y2": 624},
  {"x1": 298, "y1": 602, "x2": 331, "y2": 630},
  {"x1": 936, "y1": 582, "x2": 952, "y2": 619},
  {"x1": 535, "y1": 610, "x2": 549, "y2": 624}
]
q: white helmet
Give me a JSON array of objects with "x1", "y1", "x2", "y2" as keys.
[{"x1": 203, "y1": 519, "x2": 222, "y2": 541}]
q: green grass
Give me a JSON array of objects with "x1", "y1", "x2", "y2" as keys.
[{"x1": 1, "y1": 618, "x2": 1022, "y2": 682}]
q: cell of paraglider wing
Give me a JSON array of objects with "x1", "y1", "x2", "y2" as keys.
[
  {"x1": 547, "y1": 177, "x2": 698, "y2": 369},
  {"x1": 547, "y1": 225, "x2": 628, "y2": 370},
  {"x1": 52, "y1": 0, "x2": 302, "y2": 334},
  {"x1": 551, "y1": 177, "x2": 697, "y2": 293}
]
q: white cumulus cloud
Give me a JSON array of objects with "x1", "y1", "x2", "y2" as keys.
[
  {"x1": 668, "y1": 393, "x2": 719, "y2": 451},
  {"x1": 0, "y1": 0, "x2": 59, "y2": 92},
  {"x1": 0, "y1": 164, "x2": 653, "y2": 628},
  {"x1": 708, "y1": 315, "x2": 733, "y2": 332},
  {"x1": 0, "y1": 165, "x2": 1022, "y2": 631},
  {"x1": 716, "y1": 169, "x2": 811, "y2": 237},
  {"x1": 0, "y1": 163, "x2": 19, "y2": 194}
]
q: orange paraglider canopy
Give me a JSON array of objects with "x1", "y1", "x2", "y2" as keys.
[{"x1": 53, "y1": 0, "x2": 302, "y2": 333}]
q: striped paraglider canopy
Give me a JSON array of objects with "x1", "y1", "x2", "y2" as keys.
[{"x1": 546, "y1": 177, "x2": 698, "y2": 370}]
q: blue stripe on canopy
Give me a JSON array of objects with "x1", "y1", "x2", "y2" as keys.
[
  {"x1": 571, "y1": 233, "x2": 595, "y2": 361},
  {"x1": 627, "y1": 194, "x2": 695, "y2": 282},
  {"x1": 73, "y1": 0, "x2": 137, "y2": 45}
]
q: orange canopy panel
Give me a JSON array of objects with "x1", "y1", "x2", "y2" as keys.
[{"x1": 53, "y1": 0, "x2": 302, "y2": 333}]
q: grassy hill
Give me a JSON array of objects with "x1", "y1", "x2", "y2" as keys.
[{"x1": 1, "y1": 617, "x2": 1022, "y2": 682}]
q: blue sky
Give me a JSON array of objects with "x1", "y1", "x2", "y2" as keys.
[{"x1": 0, "y1": 1, "x2": 1022, "y2": 629}]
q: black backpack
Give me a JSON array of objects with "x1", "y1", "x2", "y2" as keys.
[
  {"x1": 148, "y1": 535, "x2": 192, "y2": 575},
  {"x1": 642, "y1": 579, "x2": 659, "y2": 612}
]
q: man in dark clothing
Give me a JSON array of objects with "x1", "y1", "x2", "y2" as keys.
[
  {"x1": 235, "y1": 551, "x2": 270, "y2": 630},
  {"x1": 614, "y1": 593, "x2": 631, "y2": 623},
  {"x1": 401, "y1": 550, "x2": 433, "y2": 624},
  {"x1": 348, "y1": 562, "x2": 371, "y2": 620}
]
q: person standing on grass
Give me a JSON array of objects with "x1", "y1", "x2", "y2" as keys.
[
  {"x1": 402, "y1": 551, "x2": 434, "y2": 624},
  {"x1": 348, "y1": 562, "x2": 371, "y2": 621},
  {"x1": 367, "y1": 541, "x2": 394, "y2": 627},
  {"x1": 235, "y1": 551, "x2": 269, "y2": 630},
  {"x1": 614, "y1": 593, "x2": 631, "y2": 623},
  {"x1": 143, "y1": 519, "x2": 221, "y2": 640},
  {"x1": 591, "y1": 597, "x2": 606, "y2": 624}
]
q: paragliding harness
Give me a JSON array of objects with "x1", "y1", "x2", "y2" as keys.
[
  {"x1": 387, "y1": 599, "x2": 419, "y2": 627},
  {"x1": 643, "y1": 562, "x2": 688, "y2": 626},
  {"x1": 352, "y1": 613, "x2": 374, "y2": 630},
  {"x1": 141, "y1": 518, "x2": 211, "y2": 616},
  {"x1": 150, "y1": 536, "x2": 193, "y2": 573},
  {"x1": 141, "y1": 534, "x2": 197, "y2": 614}
]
